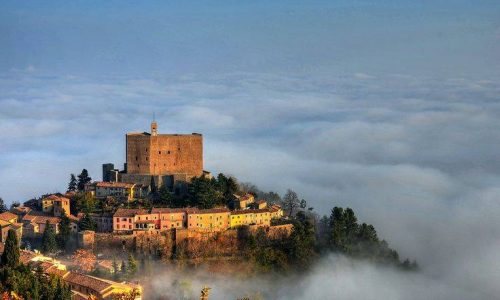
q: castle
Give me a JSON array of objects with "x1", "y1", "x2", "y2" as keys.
[{"x1": 102, "y1": 121, "x2": 207, "y2": 194}]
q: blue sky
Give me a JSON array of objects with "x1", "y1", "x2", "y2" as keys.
[
  {"x1": 1, "y1": 1, "x2": 500, "y2": 298},
  {"x1": 1, "y1": 1, "x2": 499, "y2": 77}
]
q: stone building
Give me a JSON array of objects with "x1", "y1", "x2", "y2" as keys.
[
  {"x1": 39, "y1": 194, "x2": 71, "y2": 217},
  {"x1": 0, "y1": 212, "x2": 23, "y2": 242},
  {"x1": 186, "y1": 208, "x2": 231, "y2": 232},
  {"x1": 103, "y1": 121, "x2": 206, "y2": 195}
]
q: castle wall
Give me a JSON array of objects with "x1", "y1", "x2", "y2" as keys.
[{"x1": 126, "y1": 133, "x2": 203, "y2": 178}]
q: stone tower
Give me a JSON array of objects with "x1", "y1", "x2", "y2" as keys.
[
  {"x1": 124, "y1": 121, "x2": 203, "y2": 178},
  {"x1": 151, "y1": 120, "x2": 158, "y2": 136}
]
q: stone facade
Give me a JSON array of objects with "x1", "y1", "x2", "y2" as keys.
[{"x1": 125, "y1": 121, "x2": 203, "y2": 178}]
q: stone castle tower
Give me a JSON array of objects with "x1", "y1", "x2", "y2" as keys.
[{"x1": 124, "y1": 121, "x2": 203, "y2": 178}]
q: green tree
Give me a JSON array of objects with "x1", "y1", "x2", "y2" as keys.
[
  {"x1": 10, "y1": 201, "x2": 20, "y2": 210},
  {"x1": 41, "y1": 221, "x2": 57, "y2": 254},
  {"x1": 67, "y1": 174, "x2": 77, "y2": 192},
  {"x1": 54, "y1": 277, "x2": 72, "y2": 300},
  {"x1": 112, "y1": 258, "x2": 119, "y2": 280},
  {"x1": 77, "y1": 169, "x2": 92, "y2": 191},
  {"x1": 189, "y1": 175, "x2": 224, "y2": 209},
  {"x1": 287, "y1": 218, "x2": 316, "y2": 270},
  {"x1": 300, "y1": 199, "x2": 307, "y2": 210},
  {"x1": 127, "y1": 253, "x2": 137, "y2": 276},
  {"x1": 156, "y1": 184, "x2": 173, "y2": 206},
  {"x1": 121, "y1": 260, "x2": 127, "y2": 276},
  {"x1": 79, "y1": 213, "x2": 97, "y2": 231},
  {"x1": 72, "y1": 192, "x2": 96, "y2": 214},
  {"x1": 57, "y1": 211, "x2": 72, "y2": 250},
  {"x1": 1, "y1": 229, "x2": 20, "y2": 267},
  {"x1": 329, "y1": 207, "x2": 345, "y2": 251},
  {"x1": 0, "y1": 197, "x2": 7, "y2": 213}
]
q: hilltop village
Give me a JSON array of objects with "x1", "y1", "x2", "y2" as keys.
[
  {"x1": 0, "y1": 122, "x2": 291, "y2": 300},
  {"x1": 0, "y1": 121, "x2": 417, "y2": 300}
]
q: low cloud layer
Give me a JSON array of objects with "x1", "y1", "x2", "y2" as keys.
[{"x1": 1, "y1": 70, "x2": 500, "y2": 298}]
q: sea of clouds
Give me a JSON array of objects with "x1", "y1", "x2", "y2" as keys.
[{"x1": 1, "y1": 70, "x2": 499, "y2": 299}]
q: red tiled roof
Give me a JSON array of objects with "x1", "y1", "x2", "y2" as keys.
[
  {"x1": 151, "y1": 208, "x2": 186, "y2": 214},
  {"x1": 44, "y1": 194, "x2": 70, "y2": 202},
  {"x1": 11, "y1": 206, "x2": 31, "y2": 215},
  {"x1": 113, "y1": 208, "x2": 148, "y2": 218},
  {"x1": 19, "y1": 250, "x2": 37, "y2": 264},
  {"x1": 186, "y1": 208, "x2": 230, "y2": 215},
  {"x1": 64, "y1": 272, "x2": 113, "y2": 292},
  {"x1": 231, "y1": 209, "x2": 271, "y2": 215},
  {"x1": 0, "y1": 211, "x2": 18, "y2": 222},
  {"x1": 22, "y1": 212, "x2": 60, "y2": 225},
  {"x1": 46, "y1": 267, "x2": 69, "y2": 278}
]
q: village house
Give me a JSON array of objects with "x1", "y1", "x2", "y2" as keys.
[
  {"x1": 113, "y1": 208, "x2": 152, "y2": 234},
  {"x1": 186, "y1": 208, "x2": 231, "y2": 232},
  {"x1": 232, "y1": 194, "x2": 255, "y2": 209},
  {"x1": 251, "y1": 199, "x2": 268, "y2": 209},
  {"x1": 111, "y1": 204, "x2": 285, "y2": 235},
  {"x1": 90, "y1": 212, "x2": 114, "y2": 232},
  {"x1": 0, "y1": 211, "x2": 23, "y2": 242},
  {"x1": 39, "y1": 194, "x2": 71, "y2": 217},
  {"x1": 230, "y1": 209, "x2": 272, "y2": 228},
  {"x1": 269, "y1": 204, "x2": 284, "y2": 219},
  {"x1": 21, "y1": 211, "x2": 78, "y2": 236},
  {"x1": 151, "y1": 207, "x2": 186, "y2": 230},
  {"x1": 0, "y1": 246, "x2": 142, "y2": 300},
  {"x1": 86, "y1": 181, "x2": 143, "y2": 202}
]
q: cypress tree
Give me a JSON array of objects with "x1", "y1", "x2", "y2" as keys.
[
  {"x1": 57, "y1": 211, "x2": 72, "y2": 250},
  {"x1": 67, "y1": 174, "x2": 77, "y2": 192},
  {"x1": 1, "y1": 229, "x2": 20, "y2": 267},
  {"x1": 77, "y1": 169, "x2": 92, "y2": 191},
  {"x1": 41, "y1": 221, "x2": 57, "y2": 254},
  {"x1": 0, "y1": 197, "x2": 7, "y2": 213},
  {"x1": 127, "y1": 253, "x2": 137, "y2": 275}
]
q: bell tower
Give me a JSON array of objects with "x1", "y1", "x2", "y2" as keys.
[{"x1": 151, "y1": 120, "x2": 158, "y2": 136}]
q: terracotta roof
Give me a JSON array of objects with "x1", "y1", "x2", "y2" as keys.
[
  {"x1": 96, "y1": 181, "x2": 135, "y2": 188},
  {"x1": 11, "y1": 206, "x2": 31, "y2": 215},
  {"x1": 97, "y1": 260, "x2": 114, "y2": 271},
  {"x1": 151, "y1": 208, "x2": 186, "y2": 214},
  {"x1": 255, "y1": 200, "x2": 267, "y2": 204},
  {"x1": 186, "y1": 208, "x2": 230, "y2": 215},
  {"x1": 231, "y1": 209, "x2": 271, "y2": 215},
  {"x1": 113, "y1": 208, "x2": 148, "y2": 218},
  {"x1": 239, "y1": 194, "x2": 254, "y2": 201},
  {"x1": 64, "y1": 272, "x2": 113, "y2": 292},
  {"x1": 0, "y1": 211, "x2": 18, "y2": 222},
  {"x1": 0, "y1": 220, "x2": 11, "y2": 227},
  {"x1": 19, "y1": 250, "x2": 37, "y2": 264},
  {"x1": 46, "y1": 267, "x2": 69, "y2": 277},
  {"x1": 22, "y1": 212, "x2": 61, "y2": 225},
  {"x1": 43, "y1": 194, "x2": 70, "y2": 202},
  {"x1": 68, "y1": 214, "x2": 80, "y2": 222}
]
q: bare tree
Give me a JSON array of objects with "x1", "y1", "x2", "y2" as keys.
[{"x1": 282, "y1": 189, "x2": 300, "y2": 217}]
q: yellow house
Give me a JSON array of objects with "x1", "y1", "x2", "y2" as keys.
[
  {"x1": 230, "y1": 209, "x2": 272, "y2": 228},
  {"x1": 94, "y1": 182, "x2": 136, "y2": 201},
  {"x1": 39, "y1": 194, "x2": 71, "y2": 217},
  {"x1": 186, "y1": 208, "x2": 230, "y2": 231}
]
